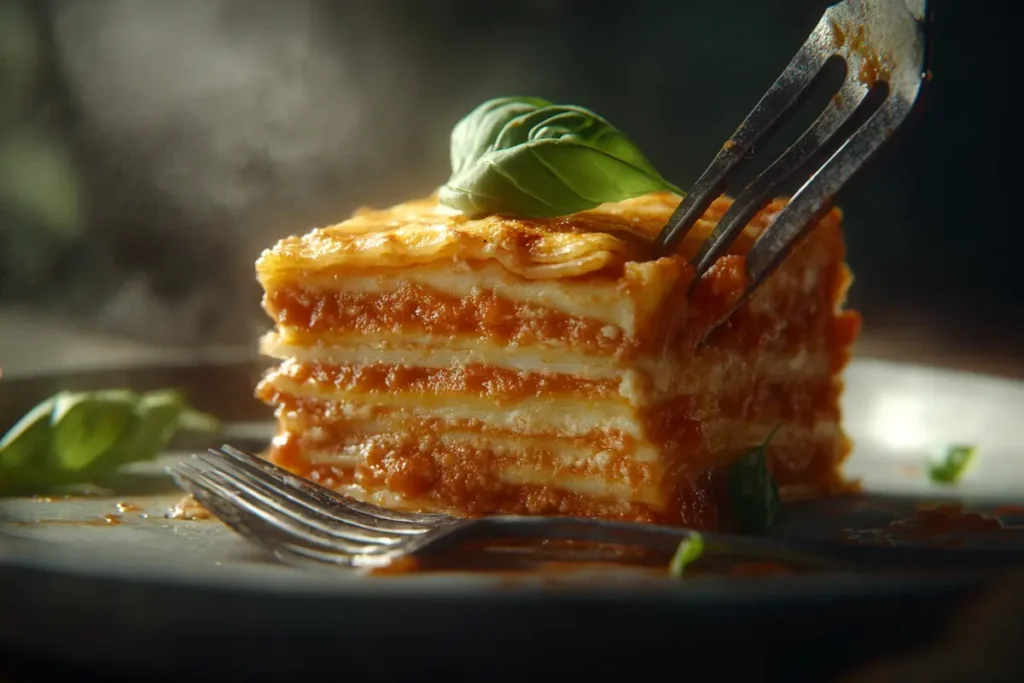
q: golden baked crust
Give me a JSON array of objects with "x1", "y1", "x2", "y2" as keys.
[{"x1": 255, "y1": 192, "x2": 791, "y2": 283}]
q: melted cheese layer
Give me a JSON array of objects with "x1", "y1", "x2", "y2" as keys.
[
  {"x1": 261, "y1": 335, "x2": 834, "y2": 393},
  {"x1": 266, "y1": 376, "x2": 640, "y2": 437}
]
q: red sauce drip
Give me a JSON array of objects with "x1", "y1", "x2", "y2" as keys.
[{"x1": 841, "y1": 505, "x2": 1014, "y2": 548}]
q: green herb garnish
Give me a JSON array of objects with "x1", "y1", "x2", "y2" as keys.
[
  {"x1": 728, "y1": 424, "x2": 782, "y2": 533},
  {"x1": 668, "y1": 532, "x2": 705, "y2": 578},
  {"x1": 927, "y1": 444, "x2": 978, "y2": 485},
  {"x1": 0, "y1": 388, "x2": 220, "y2": 496},
  {"x1": 439, "y1": 96, "x2": 682, "y2": 218}
]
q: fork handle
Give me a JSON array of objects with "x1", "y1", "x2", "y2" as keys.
[
  {"x1": 418, "y1": 515, "x2": 1024, "y2": 571},
  {"x1": 424, "y1": 515, "x2": 815, "y2": 563},
  {"x1": 478, "y1": 515, "x2": 696, "y2": 552}
]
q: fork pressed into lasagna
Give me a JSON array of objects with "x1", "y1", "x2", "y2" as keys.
[{"x1": 254, "y1": 190, "x2": 860, "y2": 530}]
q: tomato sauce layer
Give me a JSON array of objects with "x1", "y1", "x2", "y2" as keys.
[
  {"x1": 264, "y1": 283, "x2": 635, "y2": 355},
  {"x1": 259, "y1": 360, "x2": 618, "y2": 402}
]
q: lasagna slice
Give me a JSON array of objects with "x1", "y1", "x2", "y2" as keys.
[{"x1": 255, "y1": 192, "x2": 860, "y2": 529}]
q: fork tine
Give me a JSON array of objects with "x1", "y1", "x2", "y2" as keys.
[
  {"x1": 189, "y1": 454, "x2": 412, "y2": 546},
  {"x1": 653, "y1": 15, "x2": 837, "y2": 256},
  {"x1": 212, "y1": 446, "x2": 445, "y2": 530},
  {"x1": 689, "y1": 76, "x2": 866, "y2": 275},
  {"x1": 216, "y1": 445, "x2": 452, "y2": 525},
  {"x1": 169, "y1": 464, "x2": 251, "y2": 533},
  {"x1": 195, "y1": 450, "x2": 433, "y2": 537},
  {"x1": 270, "y1": 538, "x2": 400, "y2": 570},
  {"x1": 168, "y1": 464, "x2": 333, "y2": 560},
  {"x1": 174, "y1": 461, "x2": 391, "y2": 557},
  {"x1": 744, "y1": 92, "x2": 913, "y2": 287},
  {"x1": 172, "y1": 464, "x2": 366, "y2": 568}
]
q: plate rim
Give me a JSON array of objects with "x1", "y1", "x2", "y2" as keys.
[{"x1": 2, "y1": 356, "x2": 1023, "y2": 597}]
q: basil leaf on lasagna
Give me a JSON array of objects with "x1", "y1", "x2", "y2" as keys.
[
  {"x1": 448, "y1": 96, "x2": 554, "y2": 177},
  {"x1": 927, "y1": 444, "x2": 978, "y2": 484},
  {"x1": 729, "y1": 425, "x2": 782, "y2": 532},
  {"x1": 439, "y1": 96, "x2": 682, "y2": 218}
]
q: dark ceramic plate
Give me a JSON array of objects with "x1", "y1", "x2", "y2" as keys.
[{"x1": 1, "y1": 358, "x2": 1023, "y2": 681}]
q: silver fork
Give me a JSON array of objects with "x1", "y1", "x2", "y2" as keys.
[
  {"x1": 169, "y1": 446, "x2": 831, "y2": 570},
  {"x1": 654, "y1": 0, "x2": 930, "y2": 306}
]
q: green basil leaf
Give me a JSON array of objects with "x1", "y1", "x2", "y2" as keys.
[
  {"x1": 0, "y1": 396, "x2": 57, "y2": 469},
  {"x1": 668, "y1": 532, "x2": 704, "y2": 578},
  {"x1": 927, "y1": 444, "x2": 977, "y2": 484},
  {"x1": 50, "y1": 390, "x2": 136, "y2": 471},
  {"x1": 109, "y1": 389, "x2": 219, "y2": 469},
  {"x1": 728, "y1": 424, "x2": 782, "y2": 533},
  {"x1": 439, "y1": 97, "x2": 682, "y2": 218},
  {"x1": 449, "y1": 96, "x2": 552, "y2": 177},
  {"x1": 0, "y1": 388, "x2": 220, "y2": 496}
]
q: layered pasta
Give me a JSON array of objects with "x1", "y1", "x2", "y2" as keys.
[{"x1": 255, "y1": 192, "x2": 860, "y2": 529}]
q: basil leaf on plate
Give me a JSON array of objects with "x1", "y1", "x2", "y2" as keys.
[
  {"x1": 49, "y1": 389, "x2": 137, "y2": 471},
  {"x1": 0, "y1": 388, "x2": 220, "y2": 496},
  {"x1": 668, "y1": 531, "x2": 705, "y2": 578},
  {"x1": 728, "y1": 424, "x2": 783, "y2": 533},
  {"x1": 927, "y1": 444, "x2": 978, "y2": 484},
  {"x1": 439, "y1": 96, "x2": 682, "y2": 218}
]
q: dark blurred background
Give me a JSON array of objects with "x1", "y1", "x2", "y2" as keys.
[{"x1": 0, "y1": 0, "x2": 1016, "y2": 366}]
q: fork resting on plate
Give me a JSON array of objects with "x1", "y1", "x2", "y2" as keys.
[{"x1": 169, "y1": 446, "x2": 829, "y2": 569}]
